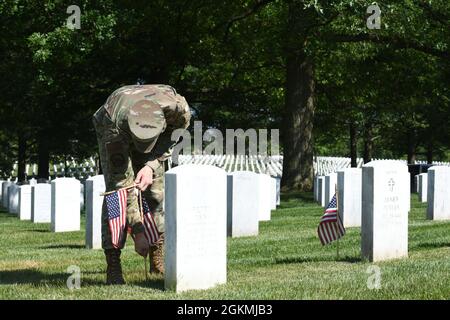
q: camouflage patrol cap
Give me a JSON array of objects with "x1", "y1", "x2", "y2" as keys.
[{"x1": 128, "y1": 100, "x2": 166, "y2": 153}]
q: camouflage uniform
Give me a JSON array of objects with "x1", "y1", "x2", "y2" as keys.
[{"x1": 93, "y1": 84, "x2": 191, "y2": 250}]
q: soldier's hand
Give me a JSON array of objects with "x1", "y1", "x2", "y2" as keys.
[
  {"x1": 135, "y1": 166, "x2": 153, "y2": 191},
  {"x1": 134, "y1": 232, "x2": 149, "y2": 257}
]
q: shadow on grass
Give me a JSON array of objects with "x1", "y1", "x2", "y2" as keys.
[
  {"x1": 25, "y1": 229, "x2": 50, "y2": 233},
  {"x1": 0, "y1": 269, "x2": 108, "y2": 287},
  {"x1": 412, "y1": 241, "x2": 450, "y2": 250},
  {"x1": 133, "y1": 278, "x2": 165, "y2": 291},
  {"x1": 0, "y1": 268, "x2": 167, "y2": 291},
  {"x1": 280, "y1": 192, "x2": 314, "y2": 203},
  {"x1": 274, "y1": 255, "x2": 361, "y2": 265},
  {"x1": 0, "y1": 269, "x2": 68, "y2": 286},
  {"x1": 276, "y1": 192, "x2": 316, "y2": 210},
  {"x1": 39, "y1": 244, "x2": 85, "y2": 250},
  {"x1": 82, "y1": 270, "x2": 105, "y2": 275}
]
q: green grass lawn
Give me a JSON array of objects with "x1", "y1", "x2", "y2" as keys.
[{"x1": 1, "y1": 193, "x2": 449, "y2": 300}]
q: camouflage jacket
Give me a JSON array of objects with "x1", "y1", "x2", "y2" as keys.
[{"x1": 101, "y1": 84, "x2": 191, "y2": 170}]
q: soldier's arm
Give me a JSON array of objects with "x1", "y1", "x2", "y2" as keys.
[{"x1": 144, "y1": 96, "x2": 191, "y2": 171}]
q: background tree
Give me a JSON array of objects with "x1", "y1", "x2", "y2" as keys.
[{"x1": 0, "y1": 0, "x2": 448, "y2": 191}]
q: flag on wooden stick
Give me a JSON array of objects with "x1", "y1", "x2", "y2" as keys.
[{"x1": 317, "y1": 194, "x2": 345, "y2": 245}]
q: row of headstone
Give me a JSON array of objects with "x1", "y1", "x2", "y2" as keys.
[
  {"x1": 82, "y1": 169, "x2": 279, "y2": 250},
  {"x1": 318, "y1": 162, "x2": 409, "y2": 262},
  {"x1": 1, "y1": 179, "x2": 83, "y2": 211},
  {"x1": 315, "y1": 166, "x2": 411, "y2": 219},
  {"x1": 2, "y1": 176, "x2": 103, "y2": 246},
  {"x1": 413, "y1": 169, "x2": 450, "y2": 220},
  {"x1": 315, "y1": 169, "x2": 362, "y2": 227},
  {"x1": 175, "y1": 155, "x2": 283, "y2": 177},
  {"x1": 1, "y1": 178, "x2": 81, "y2": 233},
  {"x1": 314, "y1": 162, "x2": 450, "y2": 262},
  {"x1": 7, "y1": 161, "x2": 449, "y2": 291}
]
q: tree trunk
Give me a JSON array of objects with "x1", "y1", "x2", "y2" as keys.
[
  {"x1": 349, "y1": 121, "x2": 358, "y2": 167},
  {"x1": 426, "y1": 141, "x2": 433, "y2": 164},
  {"x1": 407, "y1": 130, "x2": 416, "y2": 164},
  {"x1": 281, "y1": 50, "x2": 315, "y2": 192},
  {"x1": 363, "y1": 126, "x2": 373, "y2": 164},
  {"x1": 17, "y1": 134, "x2": 27, "y2": 183},
  {"x1": 37, "y1": 133, "x2": 50, "y2": 180},
  {"x1": 97, "y1": 156, "x2": 102, "y2": 175}
]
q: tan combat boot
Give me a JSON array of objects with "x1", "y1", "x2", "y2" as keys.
[
  {"x1": 104, "y1": 249, "x2": 126, "y2": 285},
  {"x1": 149, "y1": 233, "x2": 165, "y2": 274}
]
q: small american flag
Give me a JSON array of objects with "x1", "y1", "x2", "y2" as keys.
[
  {"x1": 139, "y1": 193, "x2": 160, "y2": 245},
  {"x1": 318, "y1": 194, "x2": 345, "y2": 245},
  {"x1": 105, "y1": 189, "x2": 128, "y2": 248}
]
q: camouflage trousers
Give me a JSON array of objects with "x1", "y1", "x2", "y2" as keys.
[{"x1": 93, "y1": 107, "x2": 165, "y2": 250}]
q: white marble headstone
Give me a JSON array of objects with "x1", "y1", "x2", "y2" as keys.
[
  {"x1": 2, "y1": 181, "x2": 12, "y2": 208},
  {"x1": 403, "y1": 171, "x2": 411, "y2": 213},
  {"x1": 337, "y1": 168, "x2": 362, "y2": 227},
  {"x1": 8, "y1": 184, "x2": 19, "y2": 214},
  {"x1": 275, "y1": 177, "x2": 281, "y2": 206},
  {"x1": 325, "y1": 173, "x2": 337, "y2": 207},
  {"x1": 0, "y1": 180, "x2": 4, "y2": 201},
  {"x1": 313, "y1": 176, "x2": 319, "y2": 201},
  {"x1": 80, "y1": 182, "x2": 85, "y2": 210},
  {"x1": 85, "y1": 175, "x2": 105, "y2": 249},
  {"x1": 318, "y1": 176, "x2": 326, "y2": 207},
  {"x1": 257, "y1": 174, "x2": 272, "y2": 221},
  {"x1": 51, "y1": 178, "x2": 81, "y2": 232},
  {"x1": 270, "y1": 177, "x2": 277, "y2": 210},
  {"x1": 32, "y1": 183, "x2": 52, "y2": 223},
  {"x1": 361, "y1": 161, "x2": 408, "y2": 262},
  {"x1": 414, "y1": 175, "x2": 419, "y2": 193},
  {"x1": 418, "y1": 173, "x2": 428, "y2": 203},
  {"x1": 227, "y1": 171, "x2": 259, "y2": 238},
  {"x1": 427, "y1": 166, "x2": 450, "y2": 221},
  {"x1": 18, "y1": 185, "x2": 32, "y2": 220},
  {"x1": 165, "y1": 164, "x2": 227, "y2": 292}
]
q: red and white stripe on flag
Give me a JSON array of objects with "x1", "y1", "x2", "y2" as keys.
[
  {"x1": 317, "y1": 194, "x2": 345, "y2": 245},
  {"x1": 105, "y1": 188, "x2": 128, "y2": 249},
  {"x1": 139, "y1": 194, "x2": 160, "y2": 246},
  {"x1": 143, "y1": 211, "x2": 159, "y2": 245}
]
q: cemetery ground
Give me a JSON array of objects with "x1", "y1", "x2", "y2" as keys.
[{"x1": 0, "y1": 194, "x2": 449, "y2": 300}]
